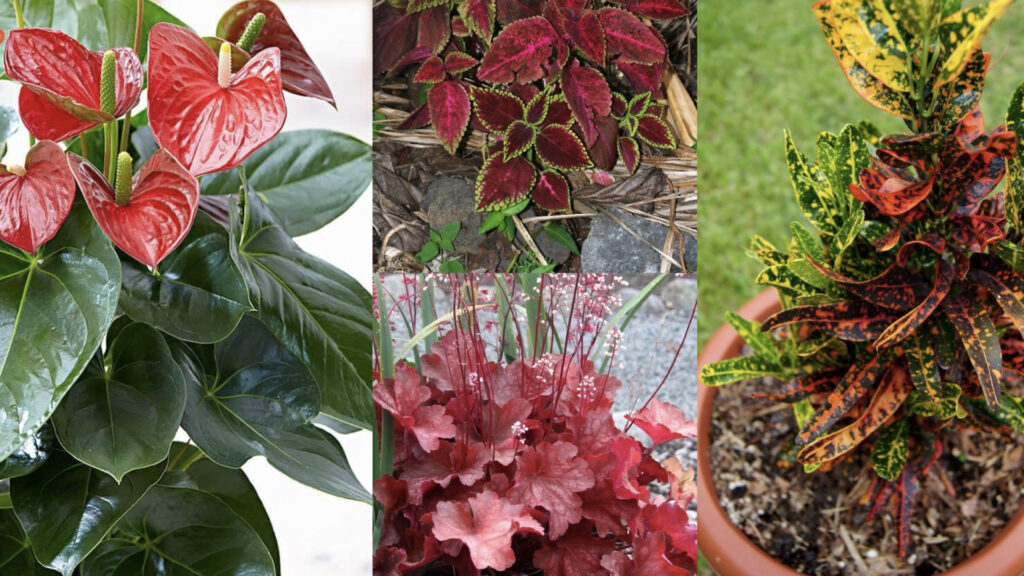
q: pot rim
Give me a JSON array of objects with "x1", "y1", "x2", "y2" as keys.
[{"x1": 697, "y1": 288, "x2": 1024, "y2": 576}]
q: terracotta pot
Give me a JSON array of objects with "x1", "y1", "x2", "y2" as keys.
[{"x1": 697, "y1": 288, "x2": 1024, "y2": 576}]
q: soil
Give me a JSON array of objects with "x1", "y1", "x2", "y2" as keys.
[{"x1": 710, "y1": 378, "x2": 1024, "y2": 576}]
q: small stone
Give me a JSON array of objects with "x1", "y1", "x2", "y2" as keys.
[
  {"x1": 865, "y1": 549, "x2": 878, "y2": 559},
  {"x1": 421, "y1": 176, "x2": 485, "y2": 255},
  {"x1": 581, "y1": 207, "x2": 680, "y2": 273}
]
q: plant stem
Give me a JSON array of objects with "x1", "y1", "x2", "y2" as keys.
[
  {"x1": 11, "y1": 0, "x2": 23, "y2": 29},
  {"x1": 132, "y1": 0, "x2": 144, "y2": 53}
]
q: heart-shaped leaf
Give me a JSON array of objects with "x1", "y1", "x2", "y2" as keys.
[
  {"x1": 148, "y1": 23, "x2": 286, "y2": 176},
  {"x1": 231, "y1": 189, "x2": 374, "y2": 430},
  {"x1": 475, "y1": 153, "x2": 537, "y2": 211},
  {"x1": 504, "y1": 120, "x2": 536, "y2": 159},
  {"x1": 5, "y1": 28, "x2": 142, "y2": 141},
  {"x1": 478, "y1": 16, "x2": 567, "y2": 84},
  {"x1": 10, "y1": 451, "x2": 164, "y2": 576},
  {"x1": 536, "y1": 124, "x2": 592, "y2": 171},
  {"x1": 561, "y1": 59, "x2": 612, "y2": 146},
  {"x1": 119, "y1": 211, "x2": 251, "y2": 343},
  {"x1": 0, "y1": 509, "x2": 58, "y2": 575},
  {"x1": 0, "y1": 425, "x2": 54, "y2": 481},
  {"x1": 70, "y1": 149, "x2": 200, "y2": 269},
  {"x1": 0, "y1": 202, "x2": 120, "y2": 461},
  {"x1": 415, "y1": 55, "x2": 445, "y2": 83},
  {"x1": 81, "y1": 485, "x2": 275, "y2": 576},
  {"x1": 173, "y1": 317, "x2": 368, "y2": 501},
  {"x1": 50, "y1": 323, "x2": 185, "y2": 481},
  {"x1": 597, "y1": 8, "x2": 666, "y2": 65},
  {"x1": 0, "y1": 140, "x2": 75, "y2": 254},
  {"x1": 217, "y1": 0, "x2": 336, "y2": 106},
  {"x1": 429, "y1": 80, "x2": 472, "y2": 155},
  {"x1": 472, "y1": 87, "x2": 526, "y2": 133},
  {"x1": 637, "y1": 115, "x2": 676, "y2": 149},
  {"x1": 532, "y1": 170, "x2": 570, "y2": 211}
]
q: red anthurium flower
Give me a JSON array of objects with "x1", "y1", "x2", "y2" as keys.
[
  {"x1": 148, "y1": 23, "x2": 286, "y2": 176},
  {"x1": 0, "y1": 141, "x2": 75, "y2": 253},
  {"x1": 69, "y1": 150, "x2": 200, "y2": 268},
  {"x1": 4, "y1": 28, "x2": 142, "y2": 141}
]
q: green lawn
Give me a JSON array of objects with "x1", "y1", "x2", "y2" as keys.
[{"x1": 697, "y1": 0, "x2": 1024, "y2": 346}]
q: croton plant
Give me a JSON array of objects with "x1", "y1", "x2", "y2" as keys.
[
  {"x1": 701, "y1": 0, "x2": 1024, "y2": 560},
  {"x1": 0, "y1": 1, "x2": 372, "y2": 574},
  {"x1": 372, "y1": 274, "x2": 697, "y2": 575},
  {"x1": 374, "y1": 0, "x2": 684, "y2": 212}
]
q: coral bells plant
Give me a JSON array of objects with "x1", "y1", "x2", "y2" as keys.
[
  {"x1": 374, "y1": 0, "x2": 684, "y2": 212},
  {"x1": 0, "y1": 1, "x2": 373, "y2": 574},
  {"x1": 372, "y1": 274, "x2": 697, "y2": 575},
  {"x1": 701, "y1": 0, "x2": 1024, "y2": 561}
]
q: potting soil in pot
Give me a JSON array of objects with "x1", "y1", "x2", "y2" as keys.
[{"x1": 711, "y1": 378, "x2": 1024, "y2": 576}]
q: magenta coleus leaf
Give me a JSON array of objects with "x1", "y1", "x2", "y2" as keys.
[
  {"x1": 561, "y1": 60, "x2": 612, "y2": 146},
  {"x1": 532, "y1": 170, "x2": 570, "y2": 211},
  {"x1": 637, "y1": 115, "x2": 676, "y2": 149},
  {"x1": 589, "y1": 116, "x2": 621, "y2": 171},
  {"x1": 472, "y1": 88, "x2": 526, "y2": 133},
  {"x1": 418, "y1": 6, "x2": 452, "y2": 54},
  {"x1": 429, "y1": 80, "x2": 472, "y2": 155},
  {"x1": 599, "y1": 8, "x2": 666, "y2": 64},
  {"x1": 619, "y1": 136, "x2": 640, "y2": 173},
  {"x1": 544, "y1": 98, "x2": 574, "y2": 126},
  {"x1": 460, "y1": 0, "x2": 496, "y2": 40},
  {"x1": 415, "y1": 55, "x2": 445, "y2": 83},
  {"x1": 70, "y1": 150, "x2": 200, "y2": 269},
  {"x1": 537, "y1": 124, "x2": 592, "y2": 170},
  {"x1": 525, "y1": 93, "x2": 549, "y2": 124},
  {"x1": 478, "y1": 16, "x2": 568, "y2": 84},
  {"x1": 611, "y1": 92, "x2": 629, "y2": 117},
  {"x1": 618, "y1": 61, "x2": 665, "y2": 97},
  {"x1": 571, "y1": 12, "x2": 606, "y2": 64},
  {"x1": 451, "y1": 15, "x2": 470, "y2": 36},
  {"x1": 625, "y1": 0, "x2": 689, "y2": 20},
  {"x1": 444, "y1": 51, "x2": 478, "y2": 75},
  {"x1": 504, "y1": 121, "x2": 537, "y2": 160},
  {"x1": 0, "y1": 141, "x2": 75, "y2": 254},
  {"x1": 475, "y1": 154, "x2": 537, "y2": 210},
  {"x1": 373, "y1": 5, "x2": 417, "y2": 74}
]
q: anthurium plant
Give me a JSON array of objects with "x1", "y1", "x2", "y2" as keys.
[
  {"x1": 0, "y1": 1, "x2": 372, "y2": 574},
  {"x1": 374, "y1": 0, "x2": 684, "y2": 212},
  {"x1": 700, "y1": 0, "x2": 1024, "y2": 560},
  {"x1": 372, "y1": 274, "x2": 697, "y2": 575}
]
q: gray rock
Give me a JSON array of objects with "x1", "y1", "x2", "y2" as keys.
[
  {"x1": 421, "y1": 176, "x2": 484, "y2": 255},
  {"x1": 683, "y1": 232, "x2": 697, "y2": 272},
  {"x1": 581, "y1": 207, "x2": 679, "y2": 273}
]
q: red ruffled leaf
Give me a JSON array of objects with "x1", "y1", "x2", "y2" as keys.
[
  {"x1": 415, "y1": 55, "x2": 445, "y2": 83},
  {"x1": 428, "y1": 80, "x2": 472, "y2": 155},
  {"x1": 460, "y1": 0, "x2": 496, "y2": 40},
  {"x1": 0, "y1": 141, "x2": 75, "y2": 254},
  {"x1": 70, "y1": 150, "x2": 199, "y2": 269},
  {"x1": 217, "y1": 0, "x2": 335, "y2": 106},
  {"x1": 149, "y1": 23, "x2": 286, "y2": 176},
  {"x1": 511, "y1": 441, "x2": 595, "y2": 538},
  {"x1": 633, "y1": 502, "x2": 696, "y2": 562},
  {"x1": 610, "y1": 436, "x2": 649, "y2": 501},
  {"x1": 475, "y1": 153, "x2": 537, "y2": 211},
  {"x1": 374, "y1": 363, "x2": 456, "y2": 452},
  {"x1": 626, "y1": 399, "x2": 696, "y2": 445},
  {"x1": 533, "y1": 524, "x2": 616, "y2": 576},
  {"x1": 444, "y1": 51, "x2": 478, "y2": 75},
  {"x1": 625, "y1": 0, "x2": 689, "y2": 20},
  {"x1": 637, "y1": 115, "x2": 677, "y2": 149},
  {"x1": 5, "y1": 29, "x2": 142, "y2": 141},
  {"x1": 431, "y1": 492, "x2": 544, "y2": 571},
  {"x1": 619, "y1": 136, "x2": 639, "y2": 173},
  {"x1": 471, "y1": 87, "x2": 525, "y2": 133},
  {"x1": 629, "y1": 533, "x2": 690, "y2": 576},
  {"x1": 570, "y1": 12, "x2": 606, "y2": 64},
  {"x1": 562, "y1": 59, "x2": 612, "y2": 146},
  {"x1": 537, "y1": 124, "x2": 592, "y2": 171},
  {"x1": 532, "y1": 170, "x2": 570, "y2": 211},
  {"x1": 598, "y1": 8, "x2": 666, "y2": 64},
  {"x1": 478, "y1": 16, "x2": 568, "y2": 84},
  {"x1": 503, "y1": 120, "x2": 536, "y2": 160}
]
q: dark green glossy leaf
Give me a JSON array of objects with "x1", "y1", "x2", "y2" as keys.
[
  {"x1": 10, "y1": 451, "x2": 163, "y2": 576},
  {"x1": 174, "y1": 317, "x2": 369, "y2": 502},
  {"x1": 50, "y1": 323, "x2": 185, "y2": 481},
  {"x1": 0, "y1": 425, "x2": 53, "y2": 481},
  {"x1": 0, "y1": 202, "x2": 120, "y2": 460},
  {"x1": 203, "y1": 130, "x2": 371, "y2": 236},
  {"x1": 119, "y1": 212, "x2": 251, "y2": 343},
  {"x1": 81, "y1": 485, "x2": 275, "y2": 576},
  {"x1": 0, "y1": 509, "x2": 58, "y2": 575},
  {"x1": 231, "y1": 190, "x2": 374, "y2": 429}
]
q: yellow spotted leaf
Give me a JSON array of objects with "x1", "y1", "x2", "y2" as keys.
[
  {"x1": 935, "y1": 0, "x2": 1013, "y2": 88},
  {"x1": 871, "y1": 418, "x2": 908, "y2": 480},
  {"x1": 832, "y1": 0, "x2": 913, "y2": 92}
]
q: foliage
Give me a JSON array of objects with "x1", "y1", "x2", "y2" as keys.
[
  {"x1": 374, "y1": 0, "x2": 683, "y2": 212},
  {"x1": 0, "y1": 2, "x2": 372, "y2": 574},
  {"x1": 701, "y1": 0, "x2": 1024, "y2": 561},
  {"x1": 373, "y1": 274, "x2": 697, "y2": 575}
]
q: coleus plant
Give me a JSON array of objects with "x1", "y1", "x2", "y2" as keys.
[
  {"x1": 374, "y1": 0, "x2": 683, "y2": 212},
  {"x1": 372, "y1": 274, "x2": 697, "y2": 575},
  {"x1": 700, "y1": 0, "x2": 1024, "y2": 561},
  {"x1": 0, "y1": 1, "x2": 372, "y2": 574}
]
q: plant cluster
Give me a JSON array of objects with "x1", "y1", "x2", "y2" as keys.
[
  {"x1": 0, "y1": 1, "x2": 372, "y2": 574},
  {"x1": 372, "y1": 274, "x2": 697, "y2": 575},
  {"x1": 702, "y1": 0, "x2": 1024, "y2": 559},
  {"x1": 374, "y1": 0, "x2": 685, "y2": 212}
]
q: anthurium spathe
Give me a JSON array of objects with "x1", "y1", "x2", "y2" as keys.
[
  {"x1": 148, "y1": 22, "x2": 286, "y2": 176},
  {"x1": 70, "y1": 149, "x2": 199, "y2": 268},
  {"x1": 0, "y1": 140, "x2": 75, "y2": 254},
  {"x1": 4, "y1": 28, "x2": 142, "y2": 141}
]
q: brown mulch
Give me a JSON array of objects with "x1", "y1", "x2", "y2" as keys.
[{"x1": 710, "y1": 378, "x2": 1024, "y2": 576}]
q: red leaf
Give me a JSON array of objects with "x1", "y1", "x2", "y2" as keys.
[
  {"x1": 598, "y1": 8, "x2": 666, "y2": 64},
  {"x1": 626, "y1": 399, "x2": 696, "y2": 445},
  {"x1": 619, "y1": 136, "x2": 639, "y2": 173},
  {"x1": 5, "y1": 29, "x2": 142, "y2": 141},
  {"x1": 511, "y1": 441, "x2": 595, "y2": 538},
  {"x1": 428, "y1": 81, "x2": 471, "y2": 155},
  {"x1": 475, "y1": 154, "x2": 537, "y2": 210},
  {"x1": 373, "y1": 363, "x2": 456, "y2": 452},
  {"x1": 562, "y1": 60, "x2": 612, "y2": 146},
  {"x1": 629, "y1": 533, "x2": 690, "y2": 576},
  {"x1": 451, "y1": 15, "x2": 470, "y2": 37},
  {"x1": 444, "y1": 51, "x2": 478, "y2": 75},
  {"x1": 633, "y1": 502, "x2": 696, "y2": 561},
  {"x1": 431, "y1": 492, "x2": 543, "y2": 571},
  {"x1": 873, "y1": 262, "x2": 955, "y2": 349},
  {"x1": 149, "y1": 23, "x2": 286, "y2": 176},
  {"x1": 478, "y1": 16, "x2": 568, "y2": 84},
  {"x1": 570, "y1": 12, "x2": 606, "y2": 64},
  {"x1": 397, "y1": 104, "x2": 431, "y2": 130},
  {"x1": 532, "y1": 170, "x2": 570, "y2": 211},
  {"x1": 625, "y1": 0, "x2": 689, "y2": 19},
  {"x1": 415, "y1": 55, "x2": 445, "y2": 83},
  {"x1": 503, "y1": 120, "x2": 536, "y2": 159},
  {"x1": 0, "y1": 141, "x2": 75, "y2": 253},
  {"x1": 533, "y1": 524, "x2": 616, "y2": 576},
  {"x1": 417, "y1": 6, "x2": 451, "y2": 54},
  {"x1": 537, "y1": 124, "x2": 592, "y2": 171},
  {"x1": 795, "y1": 353, "x2": 887, "y2": 445},
  {"x1": 610, "y1": 436, "x2": 649, "y2": 501},
  {"x1": 852, "y1": 158, "x2": 933, "y2": 216},
  {"x1": 617, "y1": 61, "x2": 665, "y2": 96},
  {"x1": 637, "y1": 115, "x2": 676, "y2": 149},
  {"x1": 420, "y1": 331, "x2": 500, "y2": 392},
  {"x1": 471, "y1": 88, "x2": 525, "y2": 133},
  {"x1": 544, "y1": 99, "x2": 574, "y2": 127},
  {"x1": 373, "y1": 4, "x2": 418, "y2": 74},
  {"x1": 217, "y1": 0, "x2": 335, "y2": 106},
  {"x1": 525, "y1": 93, "x2": 548, "y2": 124},
  {"x1": 762, "y1": 300, "x2": 899, "y2": 341},
  {"x1": 460, "y1": 0, "x2": 496, "y2": 40},
  {"x1": 944, "y1": 294, "x2": 1003, "y2": 409},
  {"x1": 587, "y1": 116, "x2": 620, "y2": 171},
  {"x1": 70, "y1": 150, "x2": 199, "y2": 269},
  {"x1": 611, "y1": 92, "x2": 629, "y2": 116}
]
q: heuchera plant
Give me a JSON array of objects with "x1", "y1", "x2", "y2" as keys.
[
  {"x1": 374, "y1": 0, "x2": 684, "y2": 212},
  {"x1": 0, "y1": 1, "x2": 372, "y2": 574},
  {"x1": 700, "y1": 0, "x2": 1024, "y2": 560},
  {"x1": 372, "y1": 274, "x2": 697, "y2": 575}
]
